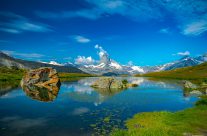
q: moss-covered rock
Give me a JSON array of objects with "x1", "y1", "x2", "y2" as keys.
[{"x1": 91, "y1": 77, "x2": 138, "y2": 90}]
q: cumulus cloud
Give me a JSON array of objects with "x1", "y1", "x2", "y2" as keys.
[
  {"x1": 175, "y1": 51, "x2": 190, "y2": 56},
  {"x1": 2, "y1": 50, "x2": 44, "y2": 58},
  {"x1": 72, "y1": 35, "x2": 91, "y2": 43},
  {"x1": 75, "y1": 56, "x2": 95, "y2": 65},
  {"x1": 0, "y1": 12, "x2": 52, "y2": 34},
  {"x1": 95, "y1": 44, "x2": 108, "y2": 58}
]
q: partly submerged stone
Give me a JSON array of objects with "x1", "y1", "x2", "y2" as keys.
[
  {"x1": 91, "y1": 77, "x2": 138, "y2": 90},
  {"x1": 21, "y1": 67, "x2": 61, "y2": 88},
  {"x1": 21, "y1": 67, "x2": 61, "y2": 101},
  {"x1": 183, "y1": 80, "x2": 197, "y2": 91}
]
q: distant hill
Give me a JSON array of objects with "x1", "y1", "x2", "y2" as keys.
[
  {"x1": 0, "y1": 52, "x2": 85, "y2": 73},
  {"x1": 139, "y1": 62, "x2": 207, "y2": 80}
]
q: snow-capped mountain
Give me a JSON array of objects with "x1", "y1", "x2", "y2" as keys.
[
  {"x1": 77, "y1": 52, "x2": 207, "y2": 75},
  {"x1": 195, "y1": 53, "x2": 207, "y2": 63},
  {"x1": 162, "y1": 56, "x2": 200, "y2": 71},
  {"x1": 144, "y1": 54, "x2": 207, "y2": 72},
  {"x1": 77, "y1": 49, "x2": 145, "y2": 75}
]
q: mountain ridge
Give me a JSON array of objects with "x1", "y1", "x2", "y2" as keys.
[
  {"x1": 0, "y1": 52, "x2": 85, "y2": 73},
  {"x1": 1, "y1": 51, "x2": 207, "y2": 75},
  {"x1": 77, "y1": 51, "x2": 207, "y2": 75}
]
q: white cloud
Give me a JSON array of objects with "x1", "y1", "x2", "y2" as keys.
[
  {"x1": 0, "y1": 12, "x2": 52, "y2": 34},
  {"x1": 40, "y1": 61, "x2": 63, "y2": 66},
  {"x1": 72, "y1": 107, "x2": 90, "y2": 115},
  {"x1": 182, "y1": 20, "x2": 207, "y2": 36},
  {"x1": 127, "y1": 61, "x2": 133, "y2": 66},
  {"x1": 73, "y1": 35, "x2": 91, "y2": 43},
  {"x1": 2, "y1": 50, "x2": 44, "y2": 58},
  {"x1": 35, "y1": 0, "x2": 161, "y2": 21},
  {"x1": 75, "y1": 56, "x2": 95, "y2": 65},
  {"x1": 0, "y1": 28, "x2": 21, "y2": 34},
  {"x1": 94, "y1": 44, "x2": 108, "y2": 58},
  {"x1": 48, "y1": 61, "x2": 63, "y2": 66},
  {"x1": 0, "y1": 116, "x2": 48, "y2": 134},
  {"x1": 35, "y1": 0, "x2": 207, "y2": 36},
  {"x1": 176, "y1": 51, "x2": 190, "y2": 56},
  {"x1": 159, "y1": 28, "x2": 170, "y2": 34}
]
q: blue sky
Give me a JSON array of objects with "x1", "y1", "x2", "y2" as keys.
[{"x1": 0, "y1": 0, "x2": 207, "y2": 66}]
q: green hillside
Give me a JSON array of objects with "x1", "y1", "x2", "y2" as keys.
[
  {"x1": 0, "y1": 66, "x2": 94, "y2": 82},
  {"x1": 136, "y1": 62, "x2": 207, "y2": 81}
]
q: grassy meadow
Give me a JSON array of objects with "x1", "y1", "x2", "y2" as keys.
[
  {"x1": 111, "y1": 96, "x2": 207, "y2": 136},
  {"x1": 136, "y1": 62, "x2": 207, "y2": 80}
]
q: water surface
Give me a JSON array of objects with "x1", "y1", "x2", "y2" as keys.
[{"x1": 0, "y1": 77, "x2": 198, "y2": 136}]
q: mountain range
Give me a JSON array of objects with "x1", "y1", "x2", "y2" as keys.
[
  {"x1": 0, "y1": 52, "x2": 85, "y2": 73},
  {"x1": 0, "y1": 51, "x2": 207, "y2": 75},
  {"x1": 76, "y1": 50, "x2": 207, "y2": 75}
]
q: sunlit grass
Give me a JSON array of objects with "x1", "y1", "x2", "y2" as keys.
[
  {"x1": 59, "y1": 72, "x2": 96, "y2": 82},
  {"x1": 111, "y1": 96, "x2": 207, "y2": 136},
  {"x1": 135, "y1": 62, "x2": 207, "y2": 85}
]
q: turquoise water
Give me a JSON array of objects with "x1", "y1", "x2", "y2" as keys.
[{"x1": 0, "y1": 77, "x2": 198, "y2": 136}]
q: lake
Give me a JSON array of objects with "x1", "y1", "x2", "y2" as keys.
[{"x1": 0, "y1": 77, "x2": 198, "y2": 136}]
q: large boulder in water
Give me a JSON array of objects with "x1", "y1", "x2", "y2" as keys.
[
  {"x1": 21, "y1": 67, "x2": 61, "y2": 89},
  {"x1": 21, "y1": 67, "x2": 61, "y2": 102}
]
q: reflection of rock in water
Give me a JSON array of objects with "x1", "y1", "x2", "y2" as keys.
[
  {"x1": 22, "y1": 85, "x2": 59, "y2": 102},
  {"x1": 21, "y1": 67, "x2": 61, "y2": 102},
  {"x1": 94, "y1": 88, "x2": 124, "y2": 96}
]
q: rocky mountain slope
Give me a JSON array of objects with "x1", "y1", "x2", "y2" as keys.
[
  {"x1": 0, "y1": 52, "x2": 85, "y2": 73},
  {"x1": 1, "y1": 51, "x2": 206, "y2": 75}
]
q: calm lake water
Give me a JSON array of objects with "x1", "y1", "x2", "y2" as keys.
[{"x1": 0, "y1": 77, "x2": 198, "y2": 136}]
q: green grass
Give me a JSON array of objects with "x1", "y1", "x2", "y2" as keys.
[
  {"x1": 59, "y1": 72, "x2": 96, "y2": 81},
  {"x1": 0, "y1": 66, "x2": 25, "y2": 91},
  {"x1": 0, "y1": 66, "x2": 25, "y2": 81},
  {"x1": 0, "y1": 67, "x2": 95, "y2": 82},
  {"x1": 135, "y1": 62, "x2": 207, "y2": 85},
  {"x1": 111, "y1": 96, "x2": 207, "y2": 136},
  {"x1": 0, "y1": 67, "x2": 96, "y2": 89}
]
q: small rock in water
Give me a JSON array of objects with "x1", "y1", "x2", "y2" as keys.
[
  {"x1": 183, "y1": 80, "x2": 197, "y2": 90},
  {"x1": 189, "y1": 90, "x2": 202, "y2": 95},
  {"x1": 91, "y1": 77, "x2": 138, "y2": 89}
]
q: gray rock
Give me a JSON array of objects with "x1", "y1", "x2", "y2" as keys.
[
  {"x1": 183, "y1": 80, "x2": 197, "y2": 90},
  {"x1": 91, "y1": 77, "x2": 123, "y2": 89},
  {"x1": 189, "y1": 90, "x2": 202, "y2": 95},
  {"x1": 91, "y1": 77, "x2": 138, "y2": 90}
]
